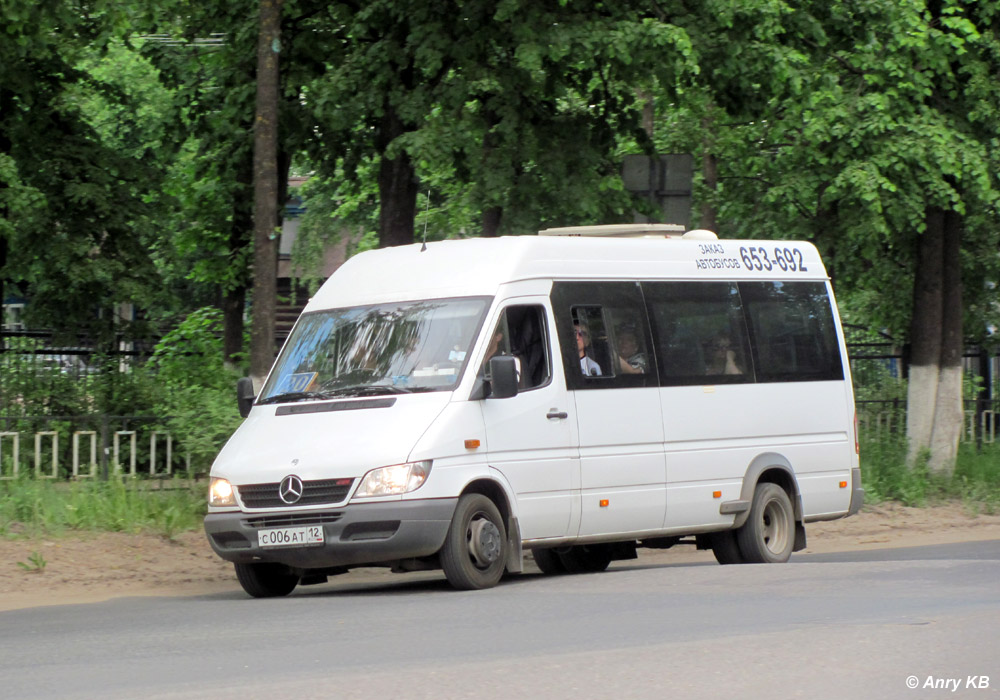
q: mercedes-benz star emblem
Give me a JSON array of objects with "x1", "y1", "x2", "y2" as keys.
[{"x1": 278, "y1": 475, "x2": 304, "y2": 505}]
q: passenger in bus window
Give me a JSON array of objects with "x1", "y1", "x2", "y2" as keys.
[
  {"x1": 704, "y1": 335, "x2": 742, "y2": 375},
  {"x1": 615, "y1": 325, "x2": 647, "y2": 375},
  {"x1": 574, "y1": 322, "x2": 602, "y2": 376}
]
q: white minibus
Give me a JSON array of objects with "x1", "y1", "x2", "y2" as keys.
[{"x1": 204, "y1": 227, "x2": 863, "y2": 596}]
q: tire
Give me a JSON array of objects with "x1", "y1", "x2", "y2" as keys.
[
  {"x1": 234, "y1": 562, "x2": 299, "y2": 598},
  {"x1": 709, "y1": 530, "x2": 746, "y2": 565},
  {"x1": 557, "y1": 544, "x2": 613, "y2": 574},
  {"x1": 736, "y1": 482, "x2": 795, "y2": 563},
  {"x1": 440, "y1": 494, "x2": 508, "y2": 590},
  {"x1": 531, "y1": 547, "x2": 568, "y2": 575}
]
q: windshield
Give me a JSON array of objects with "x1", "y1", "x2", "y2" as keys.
[{"x1": 259, "y1": 297, "x2": 491, "y2": 403}]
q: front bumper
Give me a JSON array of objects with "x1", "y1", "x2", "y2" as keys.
[{"x1": 204, "y1": 498, "x2": 458, "y2": 570}]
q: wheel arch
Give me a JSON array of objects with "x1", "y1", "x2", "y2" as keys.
[{"x1": 733, "y1": 453, "x2": 803, "y2": 528}]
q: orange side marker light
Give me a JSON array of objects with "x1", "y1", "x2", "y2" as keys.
[
  {"x1": 839, "y1": 481, "x2": 848, "y2": 488},
  {"x1": 599, "y1": 499, "x2": 610, "y2": 508},
  {"x1": 464, "y1": 439, "x2": 481, "y2": 450},
  {"x1": 712, "y1": 491, "x2": 722, "y2": 499}
]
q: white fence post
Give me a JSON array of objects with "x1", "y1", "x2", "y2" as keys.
[
  {"x1": 0, "y1": 432, "x2": 19, "y2": 480},
  {"x1": 72, "y1": 431, "x2": 98, "y2": 478},
  {"x1": 34, "y1": 431, "x2": 59, "y2": 479},
  {"x1": 113, "y1": 430, "x2": 137, "y2": 476},
  {"x1": 149, "y1": 431, "x2": 173, "y2": 477}
]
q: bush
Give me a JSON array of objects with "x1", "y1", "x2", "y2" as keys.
[
  {"x1": 150, "y1": 308, "x2": 245, "y2": 473},
  {"x1": 861, "y1": 436, "x2": 1000, "y2": 510}
]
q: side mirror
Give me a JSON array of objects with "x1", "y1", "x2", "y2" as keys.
[
  {"x1": 488, "y1": 356, "x2": 519, "y2": 399},
  {"x1": 237, "y1": 377, "x2": 256, "y2": 418}
]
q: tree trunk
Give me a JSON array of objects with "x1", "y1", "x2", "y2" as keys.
[
  {"x1": 222, "y1": 285, "x2": 245, "y2": 369},
  {"x1": 906, "y1": 207, "x2": 963, "y2": 474},
  {"x1": 482, "y1": 206, "x2": 502, "y2": 237},
  {"x1": 700, "y1": 113, "x2": 718, "y2": 232},
  {"x1": 222, "y1": 152, "x2": 254, "y2": 367},
  {"x1": 376, "y1": 104, "x2": 418, "y2": 248},
  {"x1": 906, "y1": 208, "x2": 944, "y2": 462},
  {"x1": 700, "y1": 151, "x2": 718, "y2": 232},
  {"x1": 478, "y1": 106, "x2": 503, "y2": 237},
  {"x1": 927, "y1": 210, "x2": 964, "y2": 474},
  {"x1": 0, "y1": 87, "x2": 11, "y2": 334},
  {"x1": 249, "y1": 0, "x2": 283, "y2": 390}
]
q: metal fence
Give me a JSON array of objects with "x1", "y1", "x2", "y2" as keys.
[
  {"x1": 0, "y1": 415, "x2": 190, "y2": 481},
  {"x1": 855, "y1": 398, "x2": 999, "y2": 445},
  {"x1": 2, "y1": 329, "x2": 997, "y2": 481}
]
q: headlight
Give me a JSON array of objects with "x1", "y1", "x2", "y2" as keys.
[
  {"x1": 208, "y1": 477, "x2": 236, "y2": 507},
  {"x1": 354, "y1": 461, "x2": 431, "y2": 498}
]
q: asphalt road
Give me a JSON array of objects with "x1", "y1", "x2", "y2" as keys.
[{"x1": 1, "y1": 541, "x2": 998, "y2": 700}]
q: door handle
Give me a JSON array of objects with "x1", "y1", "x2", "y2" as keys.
[{"x1": 546, "y1": 410, "x2": 568, "y2": 420}]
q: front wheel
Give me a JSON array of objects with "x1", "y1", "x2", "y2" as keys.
[
  {"x1": 234, "y1": 562, "x2": 299, "y2": 598},
  {"x1": 440, "y1": 494, "x2": 508, "y2": 590},
  {"x1": 736, "y1": 483, "x2": 795, "y2": 563}
]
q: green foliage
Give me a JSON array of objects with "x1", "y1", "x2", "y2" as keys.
[
  {"x1": 652, "y1": 0, "x2": 1000, "y2": 343},
  {"x1": 150, "y1": 308, "x2": 245, "y2": 471},
  {"x1": 861, "y1": 437, "x2": 1000, "y2": 509},
  {"x1": 0, "y1": 477, "x2": 206, "y2": 538},
  {"x1": 0, "y1": 3, "x2": 176, "y2": 337}
]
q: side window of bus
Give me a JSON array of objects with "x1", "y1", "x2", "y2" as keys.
[
  {"x1": 643, "y1": 281, "x2": 752, "y2": 386},
  {"x1": 481, "y1": 305, "x2": 551, "y2": 390},
  {"x1": 738, "y1": 281, "x2": 844, "y2": 382},
  {"x1": 551, "y1": 281, "x2": 657, "y2": 390}
]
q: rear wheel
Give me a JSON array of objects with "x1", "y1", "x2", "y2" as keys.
[
  {"x1": 708, "y1": 530, "x2": 745, "y2": 565},
  {"x1": 440, "y1": 494, "x2": 508, "y2": 590},
  {"x1": 531, "y1": 548, "x2": 567, "y2": 575},
  {"x1": 558, "y1": 544, "x2": 613, "y2": 574},
  {"x1": 234, "y1": 562, "x2": 299, "y2": 598},
  {"x1": 737, "y1": 483, "x2": 795, "y2": 563}
]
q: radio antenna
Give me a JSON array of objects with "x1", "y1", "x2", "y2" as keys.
[{"x1": 420, "y1": 190, "x2": 430, "y2": 252}]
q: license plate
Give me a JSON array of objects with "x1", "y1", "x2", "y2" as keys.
[{"x1": 258, "y1": 525, "x2": 325, "y2": 548}]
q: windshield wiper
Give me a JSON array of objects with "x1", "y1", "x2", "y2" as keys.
[{"x1": 257, "y1": 391, "x2": 334, "y2": 405}]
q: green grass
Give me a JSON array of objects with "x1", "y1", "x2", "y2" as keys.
[
  {"x1": 0, "y1": 477, "x2": 207, "y2": 540},
  {"x1": 860, "y1": 437, "x2": 1000, "y2": 512},
  {"x1": 2, "y1": 442, "x2": 997, "y2": 540}
]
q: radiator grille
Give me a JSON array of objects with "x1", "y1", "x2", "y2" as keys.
[
  {"x1": 245, "y1": 512, "x2": 345, "y2": 528},
  {"x1": 238, "y1": 478, "x2": 354, "y2": 509}
]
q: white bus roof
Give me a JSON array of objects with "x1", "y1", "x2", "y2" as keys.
[{"x1": 304, "y1": 234, "x2": 829, "y2": 311}]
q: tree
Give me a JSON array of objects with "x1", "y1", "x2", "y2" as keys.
[
  {"x1": 650, "y1": 0, "x2": 1000, "y2": 473},
  {"x1": 299, "y1": 1, "x2": 696, "y2": 247},
  {"x1": 0, "y1": 1, "x2": 168, "y2": 341}
]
